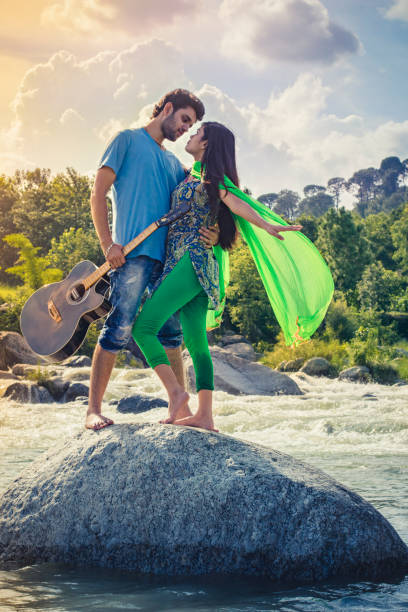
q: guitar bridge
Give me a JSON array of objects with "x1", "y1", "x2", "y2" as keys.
[{"x1": 48, "y1": 298, "x2": 62, "y2": 323}]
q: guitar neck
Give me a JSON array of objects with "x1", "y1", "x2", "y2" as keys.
[{"x1": 83, "y1": 221, "x2": 159, "y2": 290}]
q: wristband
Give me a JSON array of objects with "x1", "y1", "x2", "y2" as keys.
[{"x1": 104, "y1": 242, "x2": 115, "y2": 258}]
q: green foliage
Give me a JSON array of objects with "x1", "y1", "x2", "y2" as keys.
[
  {"x1": 357, "y1": 262, "x2": 404, "y2": 312},
  {"x1": 47, "y1": 227, "x2": 103, "y2": 275},
  {"x1": 261, "y1": 333, "x2": 348, "y2": 373},
  {"x1": 298, "y1": 192, "x2": 334, "y2": 217},
  {"x1": 26, "y1": 365, "x2": 51, "y2": 385},
  {"x1": 391, "y1": 203, "x2": 408, "y2": 273},
  {"x1": 225, "y1": 239, "x2": 280, "y2": 344},
  {"x1": 324, "y1": 296, "x2": 358, "y2": 342},
  {"x1": 3, "y1": 233, "x2": 63, "y2": 289},
  {"x1": 316, "y1": 208, "x2": 371, "y2": 303},
  {"x1": 0, "y1": 286, "x2": 31, "y2": 332}
]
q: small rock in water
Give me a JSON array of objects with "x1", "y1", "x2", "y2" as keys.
[
  {"x1": 116, "y1": 394, "x2": 167, "y2": 413},
  {"x1": 339, "y1": 366, "x2": 371, "y2": 383},
  {"x1": 63, "y1": 355, "x2": 92, "y2": 368},
  {"x1": 362, "y1": 393, "x2": 378, "y2": 401},
  {"x1": 64, "y1": 383, "x2": 89, "y2": 402}
]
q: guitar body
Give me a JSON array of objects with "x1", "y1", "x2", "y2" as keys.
[{"x1": 20, "y1": 261, "x2": 111, "y2": 362}]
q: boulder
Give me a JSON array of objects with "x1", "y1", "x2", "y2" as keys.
[
  {"x1": 339, "y1": 366, "x2": 371, "y2": 383},
  {"x1": 276, "y1": 361, "x2": 287, "y2": 372},
  {"x1": 0, "y1": 424, "x2": 407, "y2": 581},
  {"x1": 64, "y1": 382, "x2": 89, "y2": 402},
  {"x1": 0, "y1": 370, "x2": 18, "y2": 381},
  {"x1": 300, "y1": 357, "x2": 333, "y2": 377},
  {"x1": 221, "y1": 342, "x2": 257, "y2": 361},
  {"x1": 0, "y1": 380, "x2": 53, "y2": 403},
  {"x1": 183, "y1": 346, "x2": 301, "y2": 396},
  {"x1": 41, "y1": 377, "x2": 70, "y2": 401},
  {"x1": 63, "y1": 355, "x2": 92, "y2": 368},
  {"x1": 11, "y1": 363, "x2": 59, "y2": 378},
  {"x1": 218, "y1": 334, "x2": 249, "y2": 347},
  {"x1": 283, "y1": 358, "x2": 305, "y2": 372},
  {"x1": 115, "y1": 394, "x2": 167, "y2": 414},
  {"x1": 0, "y1": 331, "x2": 46, "y2": 370}
]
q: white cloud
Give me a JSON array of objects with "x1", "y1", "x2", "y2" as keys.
[
  {"x1": 219, "y1": 0, "x2": 361, "y2": 67},
  {"x1": 41, "y1": 0, "x2": 198, "y2": 34},
  {"x1": 1, "y1": 42, "x2": 408, "y2": 199},
  {"x1": 384, "y1": 0, "x2": 408, "y2": 21}
]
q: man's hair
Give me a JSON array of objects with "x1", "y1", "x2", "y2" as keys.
[{"x1": 151, "y1": 89, "x2": 205, "y2": 121}]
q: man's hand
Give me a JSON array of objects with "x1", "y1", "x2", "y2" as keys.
[
  {"x1": 199, "y1": 225, "x2": 219, "y2": 248},
  {"x1": 105, "y1": 243, "x2": 126, "y2": 269}
]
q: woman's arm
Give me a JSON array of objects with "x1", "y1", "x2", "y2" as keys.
[{"x1": 220, "y1": 189, "x2": 302, "y2": 241}]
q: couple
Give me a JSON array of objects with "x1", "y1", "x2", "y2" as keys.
[{"x1": 86, "y1": 88, "x2": 331, "y2": 432}]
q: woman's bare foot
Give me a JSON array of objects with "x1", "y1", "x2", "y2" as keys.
[
  {"x1": 85, "y1": 411, "x2": 114, "y2": 431},
  {"x1": 160, "y1": 389, "x2": 190, "y2": 424},
  {"x1": 173, "y1": 413, "x2": 218, "y2": 432}
]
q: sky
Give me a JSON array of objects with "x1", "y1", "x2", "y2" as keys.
[{"x1": 1, "y1": 0, "x2": 408, "y2": 197}]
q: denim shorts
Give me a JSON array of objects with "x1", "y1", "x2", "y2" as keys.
[{"x1": 98, "y1": 255, "x2": 182, "y2": 353}]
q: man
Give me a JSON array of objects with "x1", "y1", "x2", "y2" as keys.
[{"x1": 85, "y1": 89, "x2": 216, "y2": 430}]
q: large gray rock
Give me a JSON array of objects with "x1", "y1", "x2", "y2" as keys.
[
  {"x1": 0, "y1": 424, "x2": 407, "y2": 581},
  {"x1": 300, "y1": 357, "x2": 333, "y2": 377},
  {"x1": 64, "y1": 382, "x2": 89, "y2": 402},
  {"x1": 184, "y1": 346, "x2": 301, "y2": 396},
  {"x1": 63, "y1": 355, "x2": 92, "y2": 368},
  {"x1": 0, "y1": 331, "x2": 46, "y2": 370}
]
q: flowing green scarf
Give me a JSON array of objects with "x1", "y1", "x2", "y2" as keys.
[{"x1": 191, "y1": 161, "x2": 334, "y2": 345}]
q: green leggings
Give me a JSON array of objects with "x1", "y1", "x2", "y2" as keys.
[{"x1": 132, "y1": 252, "x2": 213, "y2": 391}]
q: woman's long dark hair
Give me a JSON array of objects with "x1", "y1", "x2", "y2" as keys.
[{"x1": 201, "y1": 122, "x2": 239, "y2": 250}]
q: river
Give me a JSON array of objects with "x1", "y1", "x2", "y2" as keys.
[{"x1": 0, "y1": 367, "x2": 407, "y2": 611}]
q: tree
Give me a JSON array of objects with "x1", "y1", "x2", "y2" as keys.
[
  {"x1": 391, "y1": 203, "x2": 408, "y2": 274},
  {"x1": 295, "y1": 214, "x2": 319, "y2": 243},
  {"x1": 3, "y1": 233, "x2": 63, "y2": 290},
  {"x1": 357, "y1": 262, "x2": 404, "y2": 312},
  {"x1": 315, "y1": 208, "x2": 372, "y2": 303},
  {"x1": 303, "y1": 184, "x2": 325, "y2": 197},
  {"x1": 298, "y1": 192, "x2": 334, "y2": 217},
  {"x1": 47, "y1": 167, "x2": 93, "y2": 232},
  {"x1": 0, "y1": 175, "x2": 19, "y2": 284},
  {"x1": 327, "y1": 177, "x2": 346, "y2": 211},
  {"x1": 379, "y1": 156, "x2": 405, "y2": 197},
  {"x1": 47, "y1": 227, "x2": 103, "y2": 275},
  {"x1": 272, "y1": 189, "x2": 300, "y2": 220},
  {"x1": 257, "y1": 193, "x2": 278, "y2": 209},
  {"x1": 347, "y1": 168, "x2": 381, "y2": 216},
  {"x1": 362, "y1": 212, "x2": 396, "y2": 270}
]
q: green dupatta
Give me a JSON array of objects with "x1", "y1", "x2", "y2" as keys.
[{"x1": 190, "y1": 161, "x2": 334, "y2": 345}]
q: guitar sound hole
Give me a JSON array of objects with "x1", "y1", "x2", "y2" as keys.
[{"x1": 69, "y1": 283, "x2": 86, "y2": 302}]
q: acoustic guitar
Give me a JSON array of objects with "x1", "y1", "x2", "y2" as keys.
[{"x1": 20, "y1": 202, "x2": 190, "y2": 362}]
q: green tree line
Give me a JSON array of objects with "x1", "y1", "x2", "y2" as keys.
[{"x1": 0, "y1": 159, "x2": 407, "y2": 381}]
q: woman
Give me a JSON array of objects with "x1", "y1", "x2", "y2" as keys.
[{"x1": 131, "y1": 122, "x2": 303, "y2": 431}]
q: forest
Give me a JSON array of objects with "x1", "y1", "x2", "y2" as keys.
[{"x1": 1, "y1": 156, "x2": 407, "y2": 383}]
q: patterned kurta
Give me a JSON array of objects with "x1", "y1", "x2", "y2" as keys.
[{"x1": 152, "y1": 175, "x2": 220, "y2": 310}]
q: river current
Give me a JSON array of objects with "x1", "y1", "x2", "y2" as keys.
[{"x1": 0, "y1": 367, "x2": 407, "y2": 611}]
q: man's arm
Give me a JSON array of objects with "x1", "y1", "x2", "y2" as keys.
[{"x1": 91, "y1": 166, "x2": 126, "y2": 269}]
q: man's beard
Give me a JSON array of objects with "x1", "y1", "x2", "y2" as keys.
[{"x1": 161, "y1": 115, "x2": 178, "y2": 141}]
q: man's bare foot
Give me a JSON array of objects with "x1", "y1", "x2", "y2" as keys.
[
  {"x1": 85, "y1": 412, "x2": 114, "y2": 431},
  {"x1": 159, "y1": 389, "x2": 190, "y2": 424},
  {"x1": 173, "y1": 414, "x2": 218, "y2": 432}
]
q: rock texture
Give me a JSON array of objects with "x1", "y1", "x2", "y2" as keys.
[
  {"x1": 1, "y1": 425, "x2": 407, "y2": 582},
  {"x1": 0, "y1": 380, "x2": 53, "y2": 403},
  {"x1": 184, "y1": 346, "x2": 301, "y2": 395},
  {"x1": 339, "y1": 366, "x2": 371, "y2": 383},
  {"x1": 115, "y1": 394, "x2": 167, "y2": 413},
  {"x1": 300, "y1": 357, "x2": 334, "y2": 377},
  {"x1": 0, "y1": 331, "x2": 46, "y2": 370}
]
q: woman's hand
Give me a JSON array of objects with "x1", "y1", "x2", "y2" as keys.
[
  {"x1": 263, "y1": 223, "x2": 303, "y2": 241},
  {"x1": 199, "y1": 224, "x2": 219, "y2": 248}
]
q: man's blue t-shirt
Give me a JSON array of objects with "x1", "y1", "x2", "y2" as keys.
[{"x1": 98, "y1": 128, "x2": 185, "y2": 263}]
